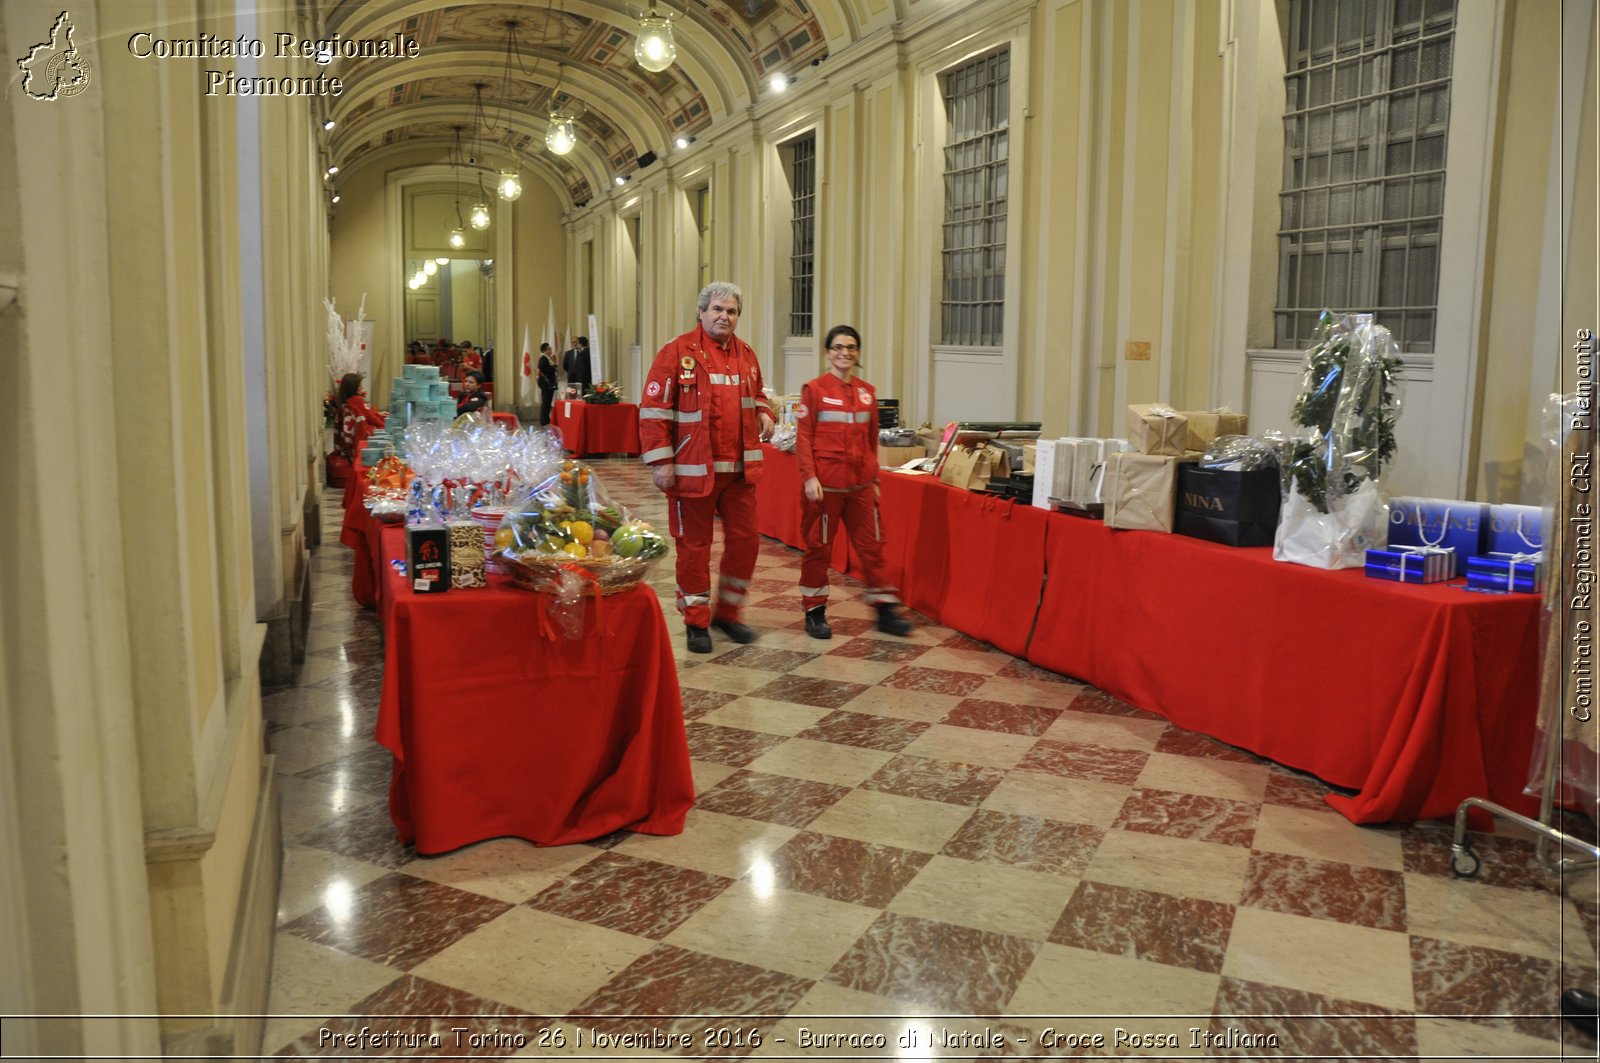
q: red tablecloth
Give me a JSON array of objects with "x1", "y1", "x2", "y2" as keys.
[
  {"x1": 753, "y1": 446, "x2": 1541, "y2": 823},
  {"x1": 369, "y1": 521, "x2": 694, "y2": 853},
  {"x1": 552, "y1": 401, "x2": 641, "y2": 455}
]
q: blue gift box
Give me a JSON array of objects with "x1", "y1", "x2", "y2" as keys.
[
  {"x1": 1486, "y1": 503, "x2": 1543, "y2": 555},
  {"x1": 1365, "y1": 546, "x2": 1454, "y2": 584},
  {"x1": 1464, "y1": 551, "x2": 1544, "y2": 594},
  {"x1": 1388, "y1": 497, "x2": 1488, "y2": 578}
]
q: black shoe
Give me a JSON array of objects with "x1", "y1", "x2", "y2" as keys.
[
  {"x1": 876, "y1": 603, "x2": 913, "y2": 636},
  {"x1": 804, "y1": 607, "x2": 832, "y2": 640},
  {"x1": 1562, "y1": 988, "x2": 1599, "y2": 1037},
  {"x1": 686, "y1": 626, "x2": 713, "y2": 654},
  {"x1": 711, "y1": 618, "x2": 759, "y2": 644}
]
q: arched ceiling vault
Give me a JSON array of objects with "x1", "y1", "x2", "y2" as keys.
[{"x1": 317, "y1": 0, "x2": 850, "y2": 203}]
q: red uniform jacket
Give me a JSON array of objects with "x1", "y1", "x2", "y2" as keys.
[
  {"x1": 639, "y1": 326, "x2": 774, "y2": 498},
  {"x1": 796, "y1": 372, "x2": 879, "y2": 490}
]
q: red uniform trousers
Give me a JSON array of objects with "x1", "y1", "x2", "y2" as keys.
[
  {"x1": 668, "y1": 472, "x2": 761, "y2": 629},
  {"x1": 799, "y1": 485, "x2": 899, "y2": 612}
]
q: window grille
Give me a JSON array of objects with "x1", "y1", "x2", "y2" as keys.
[
  {"x1": 940, "y1": 49, "x2": 1009, "y2": 347},
  {"x1": 788, "y1": 135, "x2": 816, "y2": 337},
  {"x1": 1276, "y1": 0, "x2": 1455, "y2": 353}
]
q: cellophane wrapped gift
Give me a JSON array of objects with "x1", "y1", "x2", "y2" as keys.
[
  {"x1": 1125, "y1": 404, "x2": 1189, "y2": 456},
  {"x1": 495, "y1": 458, "x2": 669, "y2": 606},
  {"x1": 1273, "y1": 312, "x2": 1405, "y2": 569}
]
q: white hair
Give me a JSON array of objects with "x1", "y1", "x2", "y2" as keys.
[{"x1": 697, "y1": 281, "x2": 743, "y2": 313}]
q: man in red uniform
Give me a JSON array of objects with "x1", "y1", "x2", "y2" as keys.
[
  {"x1": 640, "y1": 282, "x2": 776, "y2": 653},
  {"x1": 794, "y1": 325, "x2": 912, "y2": 639}
]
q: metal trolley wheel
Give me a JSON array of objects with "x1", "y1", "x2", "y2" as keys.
[{"x1": 1449, "y1": 842, "x2": 1482, "y2": 879}]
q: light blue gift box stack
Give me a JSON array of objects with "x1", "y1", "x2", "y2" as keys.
[{"x1": 387, "y1": 365, "x2": 457, "y2": 436}]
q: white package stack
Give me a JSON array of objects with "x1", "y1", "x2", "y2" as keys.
[{"x1": 1031, "y1": 440, "x2": 1059, "y2": 509}]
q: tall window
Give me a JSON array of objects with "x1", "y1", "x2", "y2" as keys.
[
  {"x1": 1276, "y1": 0, "x2": 1456, "y2": 352},
  {"x1": 694, "y1": 186, "x2": 712, "y2": 292},
  {"x1": 940, "y1": 49, "x2": 1009, "y2": 347},
  {"x1": 787, "y1": 134, "x2": 817, "y2": 337}
]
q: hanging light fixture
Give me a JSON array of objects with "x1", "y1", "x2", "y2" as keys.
[
  {"x1": 470, "y1": 176, "x2": 492, "y2": 230},
  {"x1": 545, "y1": 60, "x2": 578, "y2": 156},
  {"x1": 545, "y1": 112, "x2": 577, "y2": 155},
  {"x1": 634, "y1": 1, "x2": 677, "y2": 73},
  {"x1": 481, "y1": 33, "x2": 526, "y2": 201},
  {"x1": 423, "y1": 259, "x2": 438, "y2": 276},
  {"x1": 448, "y1": 126, "x2": 469, "y2": 249}
]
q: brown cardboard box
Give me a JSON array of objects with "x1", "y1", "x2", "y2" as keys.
[{"x1": 879, "y1": 445, "x2": 927, "y2": 467}]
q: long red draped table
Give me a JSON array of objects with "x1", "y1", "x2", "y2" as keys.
[
  {"x1": 754, "y1": 445, "x2": 1541, "y2": 824},
  {"x1": 551, "y1": 400, "x2": 641, "y2": 456},
  {"x1": 342, "y1": 491, "x2": 694, "y2": 853}
]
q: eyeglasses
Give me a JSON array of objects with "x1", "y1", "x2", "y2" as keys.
[{"x1": 827, "y1": 344, "x2": 859, "y2": 353}]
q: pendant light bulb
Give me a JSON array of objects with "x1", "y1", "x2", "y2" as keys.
[
  {"x1": 635, "y1": 14, "x2": 676, "y2": 73},
  {"x1": 449, "y1": 228, "x2": 466, "y2": 249},
  {"x1": 469, "y1": 201, "x2": 491, "y2": 230},
  {"x1": 545, "y1": 113, "x2": 577, "y2": 156},
  {"x1": 497, "y1": 170, "x2": 522, "y2": 201},
  {"x1": 423, "y1": 259, "x2": 438, "y2": 276}
]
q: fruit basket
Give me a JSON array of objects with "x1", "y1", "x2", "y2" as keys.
[{"x1": 492, "y1": 460, "x2": 669, "y2": 594}]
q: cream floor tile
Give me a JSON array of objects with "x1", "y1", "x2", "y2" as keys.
[
  {"x1": 1404, "y1": 873, "x2": 1581, "y2": 964},
  {"x1": 909, "y1": 646, "x2": 1013, "y2": 675},
  {"x1": 888, "y1": 855, "x2": 1077, "y2": 940},
  {"x1": 276, "y1": 844, "x2": 392, "y2": 924},
  {"x1": 1222, "y1": 906, "x2": 1415, "y2": 1011},
  {"x1": 899, "y1": 724, "x2": 1038, "y2": 770},
  {"x1": 411, "y1": 907, "x2": 656, "y2": 1016},
  {"x1": 826, "y1": 599, "x2": 880, "y2": 620},
  {"x1": 758, "y1": 627, "x2": 832, "y2": 653},
  {"x1": 787, "y1": 979, "x2": 939, "y2": 1017},
  {"x1": 1132, "y1": 751, "x2": 1271, "y2": 804},
  {"x1": 690, "y1": 759, "x2": 740, "y2": 793},
  {"x1": 663, "y1": 880, "x2": 882, "y2": 981},
  {"x1": 676, "y1": 662, "x2": 786, "y2": 696},
  {"x1": 304, "y1": 625, "x2": 356, "y2": 653},
  {"x1": 1252, "y1": 804, "x2": 1405, "y2": 871},
  {"x1": 787, "y1": 654, "x2": 906, "y2": 686},
  {"x1": 1041, "y1": 711, "x2": 1167, "y2": 752},
  {"x1": 613, "y1": 808, "x2": 799, "y2": 879},
  {"x1": 736, "y1": 606, "x2": 801, "y2": 632},
  {"x1": 398, "y1": 837, "x2": 603, "y2": 904},
  {"x1": 263, "y1": 932, "x2": 399, "y2": 1051},
  {"x1": 839, "y1": 685, "x2": 965, "y2": 723},
  {"x1": 1079, "y1": 828, "x2": 1252, "y2": 906},
  {"x1": 858, "y1": 622, "x2": 951, "y2": 647},
  {"x1": 698, "y1": 696, "x2": 833, "y2": 736},
  {"x1": 806, "y1": 788, "x2": 974, "y2": 854},
  {"x1": 981, "y1": 770, "x2": 1132, "y2": 829},
  {"x1": 269, "y1": 727, "x2": 362, "y2": 776},
  {"x1": 1008, "y1": 941, "x2": 1222, "y2": 1016},
  {"x1": 745, "y1": 737, "x2": 896, "y2": 788},
  {"x1": 276, "y1": 774, "x2": 383, "y2": 839},
  {"x1": 1413, "y1": 1016, "x2": 1566, "y2": 1059},
  {"x1": 970, "y1": 675, "x2": 1083, "y2": 710}
]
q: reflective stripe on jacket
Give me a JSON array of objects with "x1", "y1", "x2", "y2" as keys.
[
  {"x1": 639, "y1": 325, "x2": 774, "y2": 498},
  {"x1": 795, "y1": 372, "x2": 879, "y2": 490}
]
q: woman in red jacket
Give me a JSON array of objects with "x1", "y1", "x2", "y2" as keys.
[{"x1": 794, "y1": 325, "x2": 912, "y2": 639}]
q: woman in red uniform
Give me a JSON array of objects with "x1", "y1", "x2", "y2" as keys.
[{"x1": 794, "y1": 325, "x2": 912, "y2": 639}]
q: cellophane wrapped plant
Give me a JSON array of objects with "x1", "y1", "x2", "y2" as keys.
[{"x1": 1273, "y1": 311, "x2": 1405, "y2": 569}]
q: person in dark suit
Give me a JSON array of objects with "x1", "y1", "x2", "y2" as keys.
[
  {"x1": 537, "y1": 343, "x2": 558, "y2": 425},
  {"x1": 562, "y1": 336, "x2": 593, "y2": 393}
]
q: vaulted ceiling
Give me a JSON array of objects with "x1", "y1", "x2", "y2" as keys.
[{"x1": 321, "y1": 0, "x2": 856, "y2": 208}]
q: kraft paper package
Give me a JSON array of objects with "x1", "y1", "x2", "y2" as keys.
[
  {"x1": 940, "y1": 445, "x2": 1004, "y2": 491},
  {"x1": 1104, "y1": 452, "x2": 1195, "y2": 532},
  {"x1": 1182, "y1": 409, "x2": 1249, "y2": 455},
  {"x1": 1125, "y1": 404, "x2": 1189, "y2": 457}
]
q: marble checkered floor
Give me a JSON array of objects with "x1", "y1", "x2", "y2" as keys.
[{"x1": 264, "y1": 459, "x2": 1599, "y2": 1059}]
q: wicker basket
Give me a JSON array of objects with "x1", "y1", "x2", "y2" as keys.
[{"x1": 493, "y1": 551, "x2": 660, "y2": 595}]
